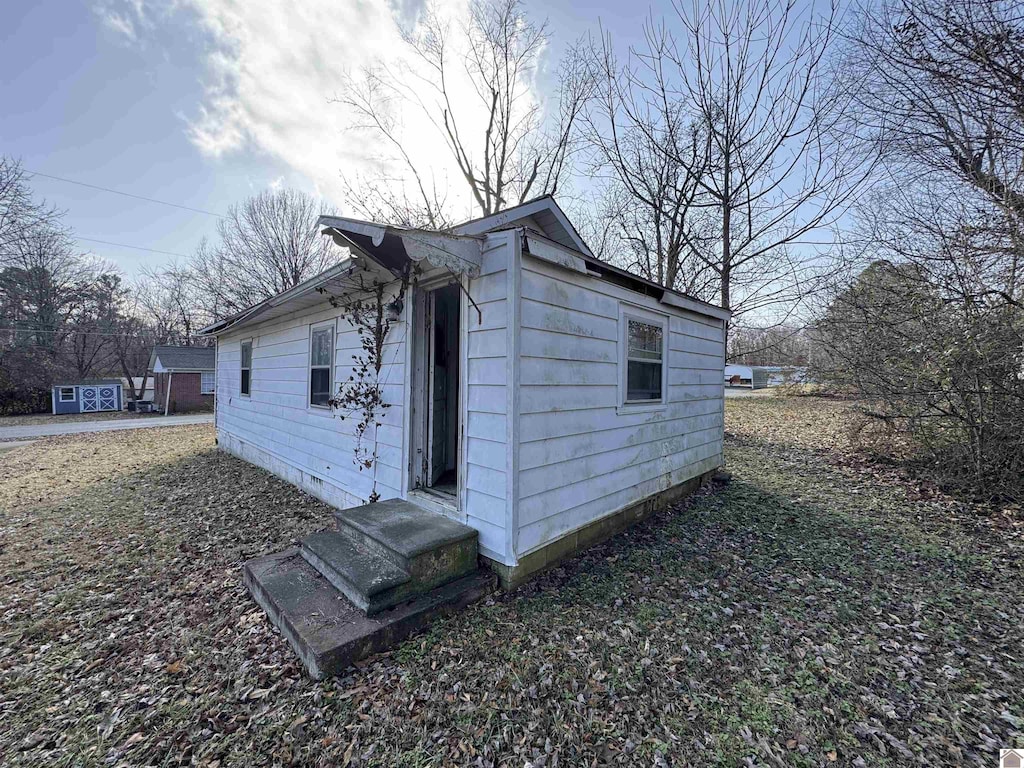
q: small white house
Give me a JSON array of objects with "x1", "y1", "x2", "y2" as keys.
[{"x1": 201, "y1": 197, "x2": 729, "y2": 586}]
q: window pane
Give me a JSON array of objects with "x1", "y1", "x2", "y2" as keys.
[
  {"x1": 310, "y1": 367, "x2": 331, "y2": 406},
  {"x1": 241, "y1": 369, "x2": 250, "y2": 396},
  {"x1": 311, "y1": 328, "x2": 332, "y2": 367},
  {"x1": 60, "y1": 387, "x2": 75, "y2": 401},
  {"x1": 201, "y1": 371, "x2": 215, "y2": 394},
  {"x1": 241, "y1": 341, "x2": 252, "y2": 368},
  {"x1": 627, "y1": 360, "x2": 662, "y2": 401},
  {"x1": 628, "y1": 320, "x2": 662, "y2": 360}
]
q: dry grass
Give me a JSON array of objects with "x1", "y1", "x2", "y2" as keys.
[{"x1": 0, "y1": 401, "x2": 1021, "y2": 767}]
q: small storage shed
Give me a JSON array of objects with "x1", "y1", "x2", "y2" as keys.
[
  {"x1": 51, "y1": 380, "x2": 123, "y2": 414},
  {"x1": 725, "y1": 364, "x2": 769, "y2": 389}
]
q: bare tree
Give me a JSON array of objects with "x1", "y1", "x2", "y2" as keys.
[
  {"x1": 846, "y1": 0, "x2": 1024, "y2": 306},
  {"x1": 581, "y1": 29, "x2": 719, "y2": 301},
  {"x1": 189, "y1": 189, "x2": 339, "y2": 319},
  {"x1": 585, "y1": 0, "x2": 871, "y2": 331},
  {"x1": 0, "y1": 157, "x2": 60, "y2": 256},
  {"x1": 810, "y1": 0, "x2": 1024, "y2": 500},
  {"x1": 137, "y1": 262, "x2": 207, "y2": 345},
  {"x1": 337, "y1": 0, "x2": 593, "y2": 224}
]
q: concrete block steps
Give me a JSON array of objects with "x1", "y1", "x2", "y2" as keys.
[
  {"x1": 244, "y1": 498, "x2": 494, "y2": 678},
  {"x1": 300, "y1": 530, "x2": 412, "y2": 615},
  {"x1": 332, "y1": 498, "x2": 478, "y2": 594}
]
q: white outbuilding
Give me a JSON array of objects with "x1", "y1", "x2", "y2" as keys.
[
  {"x1": 201, "y1": 197, "x2": 730, "y2": 588},
  {"x1": 725, "y1": 364, "x2": 770, "y2": 390}
]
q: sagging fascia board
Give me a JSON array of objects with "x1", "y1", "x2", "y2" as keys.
[
  {"x1": 522, "y1": 232, "x2": 588, "y2": 274},
  {"x1": 319, "y1": 215, "x2": 483, "y2": 278}
]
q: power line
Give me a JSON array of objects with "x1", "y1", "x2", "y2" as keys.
[
  {"x1": 76, "y1": 237, "x2": 193, "y2": 259},
  {"x1": 26, "y1": 170, "x2": 226, "y2": 219},
  {"x1": 0, "y1": 235, "x2": 193, "y2": 259}
]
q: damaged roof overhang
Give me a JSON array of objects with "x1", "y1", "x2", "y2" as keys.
[
  {"x1": 318, "y1": 215, "x2": 483, "y2": 279},
  {"x1": 521, "y1": 230, "x2": 732, "y2": 322}
]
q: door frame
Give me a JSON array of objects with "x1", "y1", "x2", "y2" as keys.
[{"x1": 408, "y1": 277, "x2": 467, "y2": 518}]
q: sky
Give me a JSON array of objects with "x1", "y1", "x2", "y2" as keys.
[{"x1": 1, "y1": 0, "x2": 649, "y2": 278}]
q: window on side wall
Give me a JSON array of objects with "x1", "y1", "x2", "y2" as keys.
[
  {"x1": 201, "y1": 370, "x2": 216, "y2": 395},
  {"x1": 309, "y1": 323, "x2": 334, "y2": 408},
  {"x1": 240, "y1": 340, "x2": 252, "y2": 396},
  {"x1": 622, "y1": 311, "x2": 666, "y2": 405},
  {"x1": 59, "y1": 387, "x2": 75, "y2": 402}
]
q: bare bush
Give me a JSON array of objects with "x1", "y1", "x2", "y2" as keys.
[{"x1": 811, "y1": 0, "x2": 1024, "y2": 501}]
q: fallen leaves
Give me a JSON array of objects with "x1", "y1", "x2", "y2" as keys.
[{"x1": 0, "y1": 402, "x2": 1021, "y2": 767}]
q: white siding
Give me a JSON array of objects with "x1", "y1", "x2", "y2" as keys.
[
  {"x1": 216, "y1": 286, "x2": 408, "y2": 510},
  {"x1": 463, "y1": 232, "x2": 513, "y2": 561},
  {"x1": 513, "y1": 255, "x2": 726, "y2": 556},
  {"x1": 211, "y1": 228, "x2": 726, "y2": 570}
]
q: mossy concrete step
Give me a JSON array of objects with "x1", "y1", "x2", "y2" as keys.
[
  {"x1": 243, "y1": 549, "x2": 496, "y2": 679},
  {"x1": 299, "y1": 530, "x2": 412, "y2": 615},
  {"x1": 333, "y1": 499, "x2": 478, "y2": 593}
]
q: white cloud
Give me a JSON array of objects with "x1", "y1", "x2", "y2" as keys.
[{"x1": 96, "y1": 0, "x2": 505, "y2": 218}]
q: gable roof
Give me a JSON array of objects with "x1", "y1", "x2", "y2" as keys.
[
  {"x1": 149, "y1": 345, "x2": 216, "y2": 372},
  {"x1": 199, "y1": 196, "x2": 729, "y2": 336},
  {"x1": 449, "y1": 195, "x2": 593, "y2": 256}
]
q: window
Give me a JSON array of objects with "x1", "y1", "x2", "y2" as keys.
[
  {"x1": 201, "y1": 370, "x2": 216, "y2": 395},
  {"x1": 59, "y1": 387, "x2": 75, "y2": 402},
  {"x1": 623, "y1": 313, "x2": 665, "y2": 403},
  {"x1": 309, "y1": 323, "x2": 334, "y2": 407},
  {"x1": 240, "y1": 340, "x2": 252, "y2": 396}
]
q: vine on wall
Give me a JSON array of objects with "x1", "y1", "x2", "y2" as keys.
[{"x1": 320, "y1": 266, "x2": 412, "y2": 502}]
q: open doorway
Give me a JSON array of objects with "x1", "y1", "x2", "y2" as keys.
[{"x1": 412, "y1": 282, "x2": 461, "y2": 500}]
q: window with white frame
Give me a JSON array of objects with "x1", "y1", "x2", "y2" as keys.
[
  {"x1": 309, "y1": 323, "x2": 334, "y2": 407},
  {"x1": 240, "y1": 340, "x2": 252, "y2": 396},
  {"x1": 201, "y1": 370, "x2": 216, "y2": 394},
  {"x1": 622, "y1": 311, "x2": 666, "y2": 404},
  {"x1": 59, "y1": 386, "x2": 75, "y2": 402}
]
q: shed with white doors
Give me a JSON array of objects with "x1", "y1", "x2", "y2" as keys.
[
  {"x1": 200, "y1": 197, "x2": 730, "y2": 586},
  {"x1": 51, "y1": 380, "x2": 123, "y2": 415}
]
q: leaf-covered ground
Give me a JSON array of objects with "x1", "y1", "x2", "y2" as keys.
[{"x1": 0, "y1": 398, "x2": 1021, "y2": 767}]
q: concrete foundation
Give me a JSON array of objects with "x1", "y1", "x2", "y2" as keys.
[{"x1": 484, "y1": 469, "x2": 717, "y2": 590}]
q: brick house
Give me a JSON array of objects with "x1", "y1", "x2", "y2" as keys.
[{"x1": 149, "y1": 345, "x2": 216, "y2": 414}]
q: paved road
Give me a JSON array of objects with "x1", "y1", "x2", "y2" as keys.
[
  {"x1": 724, "y1": 387, "x2": 772, "y2": 398},
  {"x1": 0, "y1": 414, "x2": 213, "y2": 440}
]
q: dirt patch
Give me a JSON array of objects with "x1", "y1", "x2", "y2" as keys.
[{"x1": 0, "y1": 400, "x2": 1021, "y2": 766}]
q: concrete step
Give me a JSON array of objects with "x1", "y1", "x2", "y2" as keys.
[
  {"x1": 332, "y1": 498, "x2": 478, "y2": 594},
  {"x1": 244, "y1": 549, "x2": 496, "y2": 679},
  {"x1": 299, "y1": 529, "x2": 411, "y2": 615}
]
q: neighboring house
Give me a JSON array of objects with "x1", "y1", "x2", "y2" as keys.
[
  {"x1": 149, "y1": 346, "x2": 216, "y2": 414},
  {"x1": 725, "y1": 364, "x2": 769, "y2": 389},
  {"x1": 51, "y1": 380, "x2": 123, "y2": 414},
  {"x1": 200, "y1": 196, "x2": 730, "y2": 588}
]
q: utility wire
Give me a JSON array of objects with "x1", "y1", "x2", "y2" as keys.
[
  {"x1": 75, "y1": 237, "x2": 193, "y2": 259},
  {"x1": 2, "y1": 238, "x2": 192, "y2": 259},
  {"x1": 26, "y1": 170, "x2": 226, "y2": 219}
]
